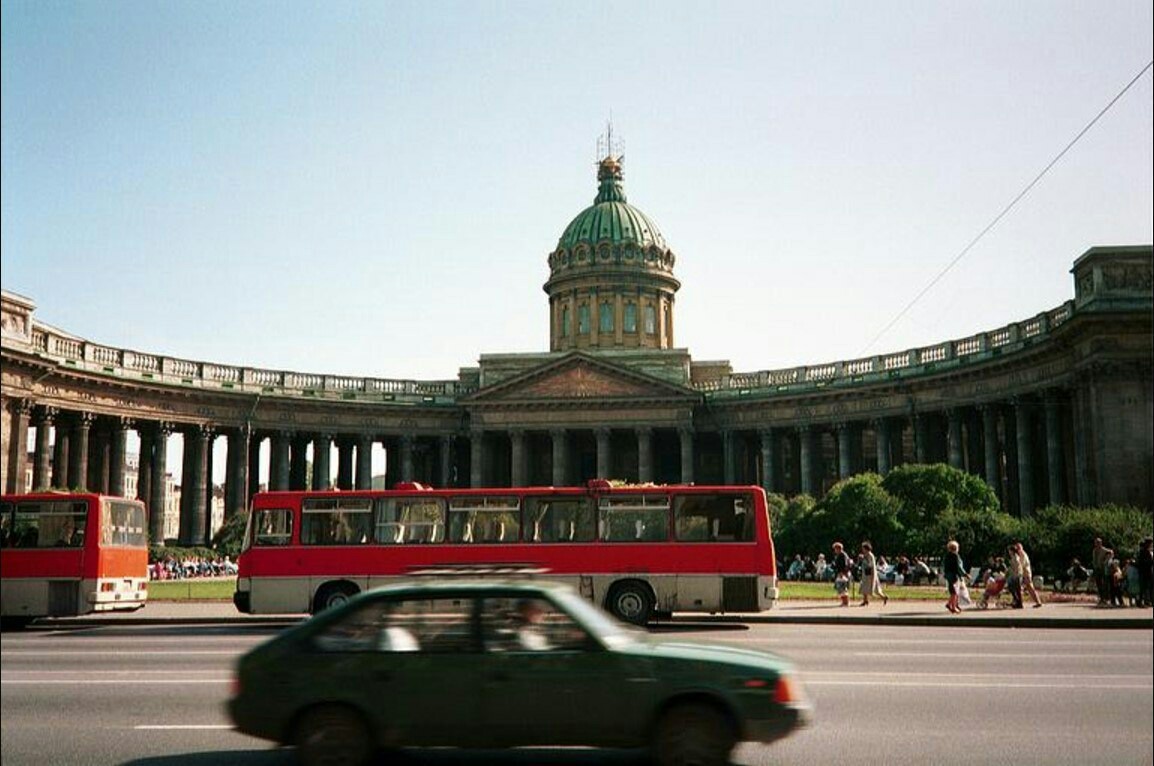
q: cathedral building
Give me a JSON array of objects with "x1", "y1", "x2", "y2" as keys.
[{"x1": 2, "y1": 150, "x2": 1151, "y2": 545}]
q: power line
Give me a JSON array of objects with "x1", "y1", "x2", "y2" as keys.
[{"x1": 859, "y1": 59, "x2": 1153, "y2": 356}]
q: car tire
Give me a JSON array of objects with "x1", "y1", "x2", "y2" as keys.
[
  {"x1": 607, "y1": 581, "x2": 654, "y2": 626},
  {"x1": 313, "y1": 583, "x2": 358, "y2": 614},
  {"x1": 294, "y1": 704, "x2": 373, "y2": 766},
  {"x1": 651, "y1": 703, "x2": 735, "y2": 766}
]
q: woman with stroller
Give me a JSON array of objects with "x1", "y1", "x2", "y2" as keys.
[{"x1": 943, "y1": 540, "x2": 965, "y2": 614}]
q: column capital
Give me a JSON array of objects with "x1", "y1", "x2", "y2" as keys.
[
  {"x1": 75, "y1": 411, "x2": 95, "y2": 428},
  {"x1": 8, "y1": 398, "x2": 33, "y2": 417},
  {"x1": 635, "y1": 426, "x2": 653, "y2": 437},
  {"x1": 35, "y1": 405, "x2": 59, "y2": 425}
]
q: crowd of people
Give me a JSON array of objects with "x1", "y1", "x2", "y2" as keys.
[
  {"x1": 149, "y1": 555, "x2": 237, "y2": 580},
  {"x1": 784, "y1": 534, "x2": 1154, "y2": 612}
]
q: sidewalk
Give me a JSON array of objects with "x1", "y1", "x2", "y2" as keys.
[{"x1": 38, "y1": 596, "x2": 1154, "y2": 630}]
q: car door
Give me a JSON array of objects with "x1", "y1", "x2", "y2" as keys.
[
  {"x1": 307, "y1": 594, "x2": 484, "y2": 746},
  {"x1": 476, "y1": 595, "x2": 654, "y2": 747}
]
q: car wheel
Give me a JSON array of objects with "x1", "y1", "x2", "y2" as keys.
[
  {"x1": 294, "y1": 704, "x2": 373, "y2": 766},
  {"x1": 651, "y1": 703, "x2": 735, "y2": 766},
  {"x1": 314, "y1": 583, "x2": 358, "y2": 614},
  {"x1": 607, "y1": 582, "x2": 653, "y2": 626}
]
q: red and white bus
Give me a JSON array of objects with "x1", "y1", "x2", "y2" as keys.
[
  {"x1": 0, "y1": 492, "x2": 149, "y2": 628},
  {"x1": 234, "y1": 481, "x2": 780, "y2": 624}
]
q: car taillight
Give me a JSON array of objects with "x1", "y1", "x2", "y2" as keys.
[{"x1": 774, "y1": 675, "x2": 802, "y2": 705}]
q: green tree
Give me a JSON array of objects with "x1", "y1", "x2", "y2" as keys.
[
  {"x1": 212, "y1": 510, "x2": 249, "y2": 559},
  {"x1": 881, "y1": 463, "x2": 1000, "y2": 535},
  {"x1": 815, "y1": 473, "x2": 904, "y2": 555}
]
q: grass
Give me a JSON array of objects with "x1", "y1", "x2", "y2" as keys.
[{"x1": 148, "y1": 579, "x2": 236, "y2": 601}]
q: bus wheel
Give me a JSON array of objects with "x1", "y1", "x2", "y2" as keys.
[
  {"x1": 313, "y1": 583, "x2": 358, "y2": 614},
  {"x1": 651, "y1": 702, "x2": 735, "y2": 766},
  {"x1": 294, "y1": 703, "x2": 373, "y2": 766},
  {"x1": 607, "y1": 582, "x2": 653, "y2": 626}
]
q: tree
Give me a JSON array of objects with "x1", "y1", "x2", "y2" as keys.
[
  {"x1": 815, "y1": 473, "x2": 904, "y2": 555},
  {"x1": 212, "y1": 510, "x2": 249, "y2": 559},
  {"x1": 881, "y1": 463, "x2": 1000, "y2": 536}
]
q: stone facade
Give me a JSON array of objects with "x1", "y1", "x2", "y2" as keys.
[{"x1": 2, "y1": 231, "x2": 1151, "y2": 547}]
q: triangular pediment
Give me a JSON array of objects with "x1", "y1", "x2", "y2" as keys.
[{"x1": 466, "y1": 352, "x2": 697, "y2": 404}]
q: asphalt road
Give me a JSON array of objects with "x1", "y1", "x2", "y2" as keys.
[{"x1": 1, "y1": 620, "x2": 1151, "y2": 766}]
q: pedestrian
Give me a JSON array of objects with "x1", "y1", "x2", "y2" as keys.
[
  {"x1": 943, "y1": 540, "x2": 966, "y2": 614},
  {"x1": 857, "y1": 541, "x2": 888, "y2": 607},
  {"x1": 1015, "y1": 542, "x2": 1043, "y2": 608},
  {"x1": 1123, "y1": 558, "x2": 1140, "y2": 607},
  {"x1": 1005, "y1": 544, "x2": 1024, "y2": 609},
  {"x1": 1091, "y1": 538, "x2": 1114, "y2": 606},
  {"x1": 1108, "y1": 558, "x2": 1126, "y2": 607},
  {"x1": 831, "y1": 541, "x2": 853, "y2": 607},
  {"x1": 1137, "y1": 537, "x2": 1153, "y2": 608}
]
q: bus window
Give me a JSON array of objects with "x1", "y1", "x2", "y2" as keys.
[
  {"x1": 523, "y1": 497, "x2": 595, "y2": 542},
  {"x1": 374, "y1": 498, "x2": 446, "y2": 544},
  {"x1": 103, "y1": 501, "x2": 147, "y2": 547},
  {"x1": 448, "y1": 497, "x2": 520, "y2": 543},
  {"x1": 302, "y1": 498, "x2": 373, "y2": 545},
  {"x1": 674, "y1": 493, "x2": 755, "y2": 542},
  {"x1": 598, "y1": 495, "x2": 669, "y2": 542},
  {"x1": 11, "y1": 501, "x2": 88, "y2": 548},
  {"x1": 254, "y1": 508, "x2": 293, "y2": 546}
]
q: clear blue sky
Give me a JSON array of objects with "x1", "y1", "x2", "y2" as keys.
[{"x1": 4, "y1": 1, "x2": 1152, "y2": 384}]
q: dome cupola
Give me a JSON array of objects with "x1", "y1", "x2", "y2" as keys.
[{"x1": 545, "y1": 147, "x2": 680, "y2": 353}]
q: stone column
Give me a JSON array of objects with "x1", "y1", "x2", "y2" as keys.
[
  {"x1": 4, "y1": 399, "x2": 31, "y2": 494},
  {"x1": 33, "y1": 407, "x2": 55, "y2": 490},
  {"x1": 87, "y1": 425, "x2": 109, "y2": 494},
  {"x1": 759, "y1": 429, "x2": 776, "y2": 494},
  {"x1": 721, "y1": 429, "x2": 735, "y2": 485},
  {"x1": 137, "y1": 426, "x2": 154, "y2": 507},
  {"x1": 356, "y1": 435, "x2": 373, "y2": 489},
  {"x1": 873, "y1": 419, "x2": 891, "y2": 475},
  {"x1": 68, "y1": 413, "x2": 93, "y2": 490},
  {"x1": 509, "y1": 430, "x2": 525, "y2": 488},
  {"x1": 1045, "y1": 395, "x2": 1064, "y2": 505},
  {"x1": 947, "y1": 409, "x2": 964, "y2": 470},
  {"x1": 290, "y1": 434, "x2": 310, "y2": 490},
  {"x1": 109, "y1": 418, "x2": 130, "y2": 497},
  {"x1": 836, "y1": 423, "x2": 853, "y2": 480},
  {"x1": 637, "y1": 427, "x2": 653, "y2": 484},
  {"x1": 913, "y1": 415, "x2": 929, "y2": 464},
  {"x1": 981, "y1": 404, "x2": 1001, "y2": 499},
  {"x1": 400, "y1": 434, "x2": 414, "y2": 483},
  {"x1": 550, "y1": 429, "x2": 566, "y2": 487},
  {"x1": 269, "y1": 432, "x2": 290, "y2": 491},
  {"x1": 336, "y1": 439, "x2": 354, "y2": 490},
  {"x1": 472, "y1": 431, "x2": 485, "y2": 488},
  {"x1": 798, "y1": 426, "x2": 815, "y2": 496},
  {"x1": 596, "y1": 428, "x2": 611, "y2": 480},
  {"x1": 247, "y1": 433, "x2": 262, "y2": 499},
  {"x1": 186, "y1": 427, "x2": 209, "y2": 546},
  {"x1": 440, "y1": 435, "x2": 454, "y2": 488},
  {"x1": 678, "y1": 427, "x2": 695, "y2": 485},
  {"x1": 311, "y1": 434, "x2": 332, "y2": 490},
  {"x1": 1015, "y1": 399, "x2": 1035, "y2": 516},
  {"x1": 228, "y1": 426, "x2": 252, "y2": 517},
  {"x1": 52, "y1": 419, "x2": 69, "y2": 489},
  {"x1": 148, "y1": 424, "x2": 170, "y2": 545}
]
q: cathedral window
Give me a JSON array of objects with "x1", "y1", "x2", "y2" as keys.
[
  {"x1": 599, "y1": 302, "x2": 614, "y2": 332},
  {"x1": 644, "y1": 305, "x2": 657, "y2": 334},
  {"x1": 578, "y1": 304, "x2": 590, "y2": 334},
  {"x1": 624, "y1": 302, "x2": 637, "y2": 333}
]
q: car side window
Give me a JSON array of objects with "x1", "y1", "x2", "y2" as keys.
[
  {"x1": 480, "y1": 597, "x2": 592, "y2": 653},
  {"x1": 312, "y1": 596, "x2": 478, "y2": 654}
]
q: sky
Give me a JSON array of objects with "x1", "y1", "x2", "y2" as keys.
[{"x1": 3, "y1": 1, "x2": 1152, "y2": 386}]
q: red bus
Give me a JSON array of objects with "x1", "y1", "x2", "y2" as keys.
[
  {"x1": 234, "y1": 481, "x2": 780, "y2": 624},
  {"x1": 0, "y1": 492, "x2": 149, "y2": 628}
]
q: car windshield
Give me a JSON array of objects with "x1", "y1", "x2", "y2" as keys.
[{"x1": 552, "y1": 589, "x2": 644, "y2": 649}]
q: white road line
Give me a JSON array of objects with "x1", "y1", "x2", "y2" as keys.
[
  {"x1": 1, "y1": 679, "x2": 230, "y2": 685},
  {"x1": 806, "y1": 679, "x2": 1152, "y2": 690},
  {"x1": 135, "y1": 725, "x2": 233, "y2": 730},
  {"x1": 1, "y1": 650, "x2": 237, "y2": 656}
]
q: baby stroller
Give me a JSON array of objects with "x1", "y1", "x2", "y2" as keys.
[{"x1": 978, "y1": 575, "x2": 1014, "y2": 609}]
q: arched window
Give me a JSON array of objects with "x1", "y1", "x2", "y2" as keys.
[
  {"x1": 599, "y1": 302, "x2": 614, "y2": 333},
  {"x1": 624, "y1": 302, "x2": 637, "y2": 333},
  {"x1": 578, "y1": 304, "x2": 590, "y2": 334},
  {"x1": 561, "y1": 306, "x2": 570, "y2": 337},
  {"x1": 644, "y1": 305, "x2": 657, "y2": 334}
]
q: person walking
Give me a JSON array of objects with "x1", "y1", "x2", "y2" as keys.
[
  {"x1": 943, "y1": 540, "x2": 965, "y2": 614},
  {"x1": 1005, "y1": 544, "x2": 1024, "y2": 609},
  {"x1": 1091, "y1": 537, "x2": 1115, "y2": 606},
  {"x1": 857, "y1": 541, "x2": 888, "y2": 607},
  {"x1": 832, "y1": 541, "x2": 853, "y2": 607},
  {"x1": 1016, "y1": 542, "x2": 1044, "y2": 608},
  {"x1": 1137, "y1": 537, "x2": 1153, "y2": 608}
]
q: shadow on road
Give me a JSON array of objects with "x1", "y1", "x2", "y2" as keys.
[{"x1": 120, "y1": 748, "x2": 655, "y2": 765}]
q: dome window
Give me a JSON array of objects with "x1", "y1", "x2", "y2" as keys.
[
  {"x1": 578, "y1": 304, "x2": 590, "y2": 334},
  {"x1": 599, "y1": 302, "x2": 614, "y2": 333},
  {"x1": 624, "y1": 302, "x2": 638, "y2": 333}
]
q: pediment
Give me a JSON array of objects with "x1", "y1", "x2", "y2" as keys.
[{"x1": 467, "y1": 353, "x2": 697, "y2": 404}]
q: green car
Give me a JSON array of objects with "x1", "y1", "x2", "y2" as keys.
[{"x1": 228, "y1": 581, "x2": 811, "y2": 766}]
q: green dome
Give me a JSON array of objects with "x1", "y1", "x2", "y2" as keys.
[{"x1": 556, "y1": 156, "x2": 668, "y2": 251}]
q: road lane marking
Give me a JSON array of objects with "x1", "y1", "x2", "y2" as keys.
[
  {"x1": 1, "y1": 650, "x2": 237, "y2": 656},
  {"x1": 805, "y1": 679, "x2": 1151, "y2": 690},
  {"x1": 1, "y1": 679, "x2": 230, "y2": 685},
  {"x1": 135, "y1": 725, "x2": 233, "y2": 730}
]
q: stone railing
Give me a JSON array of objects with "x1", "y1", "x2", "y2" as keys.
[
  {"x1": 26, "y1": 328, "x2": 473, "y2": 404},
  {"x1": 702, "y1": 300, "x2": 1077, "y2": 397},
  {"x1": 20, "y1": 299, "x2": 1078, "y2": 404}
]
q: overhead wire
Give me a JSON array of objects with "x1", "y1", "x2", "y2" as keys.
[{"x1": 859, "y1": 59, "x2": 1153, "y2": 356}]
